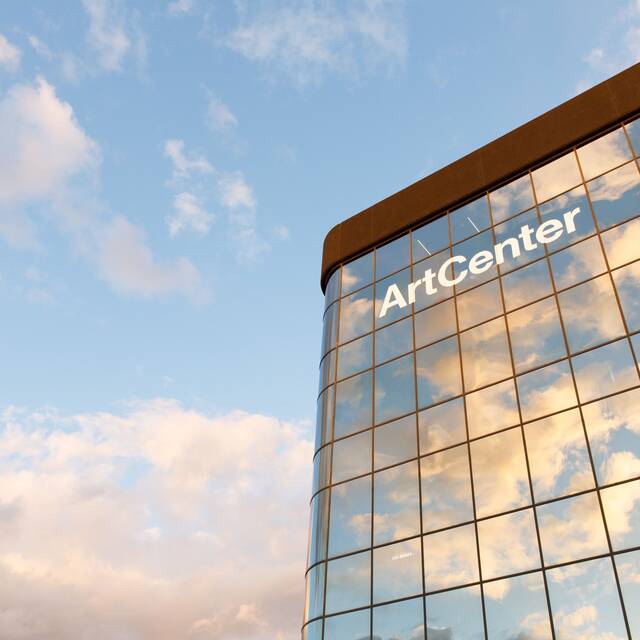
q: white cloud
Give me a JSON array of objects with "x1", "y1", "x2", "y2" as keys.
[
  {"x1": 0, "y1": 34, "x2": 21, "y2": 72},
  {"x1": 225, "y1": 0, "x2": 407, "y2": 85},
  {"x1": 27, "y1": 35, "x2": 53, "y2": 60},
  {"x1": 167, "y1": 192, "x2": 215, "y2": 236},
  {"x1": 168, "y1": 0, "x2": 195, "y2": 16},
  {"x1": 274, "y1": 225, "x2": 291, "y2": 240},
  {"x1": 164, "y1": 139, "x2": 215, "y2": 182},
  {"x1": 206, "y1": 94, "x2": 239, "y2": 132}
]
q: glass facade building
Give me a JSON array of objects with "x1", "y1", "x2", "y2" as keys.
[{"x1": 305, "y1": 67, "x2": 640, "y2": 640}]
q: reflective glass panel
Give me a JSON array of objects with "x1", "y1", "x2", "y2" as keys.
[
  {"x1": 456, "y1": 279, "x2": 502, "y2": 331},
  {"x1": 413, "y1": 214, "x2": 449, "y2": 262},
  {"x1": 374, "y1": 414, "x2": 417, "y2": 470},
  {"x1": 453, "y1": 229, "x2": 497, "y2": 292},
  {"x1": 308, "y1": 489, "x2": 329, "y2": 566},
  {"x1": 460, "y1": 317, "x2": 512, "y2": 391},
  {"x1": 373, "y1": 538, "x2": 423, "y2": 604},
  {"x1": 613, "y1": 261, "x2": 640, "y2": 332},
  {"x1": 376, "y1": 234, "x2": 411, "y2": 280},
  {"x1": 538, "y1": 185, "x2": 595, "y2": 249},
  {"x1": 328, "y1": 476, "x2": 372, "y2": 557},
  {"x1": 414, "y1": 298, "x2": 456, "y2": 348},
  {"x1": 626, "y1": 116, "x2": 640, "y2": 154},
  {"x1": 577, "y1": 127, "x2": 632, "y2": 180},
  {"x1": 375, "y1": 353, "x2": 415, "y2": 425},
  {"x1": 312, "y1": 444, "x2": 332, "y2": 493},
  {"x1": 319, "y1": 349, "x2": 336, "y2": 393},
  {"x1": 616, "y1": 549, "x2": 640, "y2": 638},
  {"x1": 494, "y1": 208, "x2": 544, "y2": 273},
  {"x1": 375, "y1": 316, "x2": 412, "y2": 365},
  {"x1": 471, "y1": 427, "x2": 530, "y2": 518},
  {"x1": 588, "y1": 160, "x2": 640, "y2": 229},
  {"x1": 423, "y1": 523, "x2": 479, "y2": 591},
  {"x1": 523, "y1": 408, "x2": 594, "y2": 501},
  {"x1": 572, "y1": 338, "x2": 639, "y2": 403},
  {"x1": 425, "y1": 585, "x2": 483, "y2": 639},
  {"x1": 337, "y1": 334, "x2": 372, "y2": 381},
  {"x1": 413, "y1": 249, "x2": 454, "y2": 311},
  {"x1": 375, "y1": 268, "x2": 412, "y2": 328},
  {"x1": 339, "y1": 286, "x2": 373, "y2": 344},
  {"x1": 508, "y1": 297, "x2": 566, "y2": 373},
  {"x1": 323, "y1": 302, "x2": 339, "y2": 355},
  {"x1": 324, "y1": 609, "x2": 369, "y2": 640},
  {"x1": 334, "y1": 370, "x2": 372, "y2": 439},
  {"x1": 342, "y1": 252, "x2": 373, "y2": 296},
  {"x1": 374, "y1": 461, "x2": 421, "y2": 545},
  {"x1": 373, "y1": 597, "x2": 425, "y2": 640},
  {"x1": 332, "y1": 430, "x2": 371, "y2": 484},
  {"x1": 490, "y1": 173, "x2": 535, "y2": 224},
  {"x1": 537, "y1": 492, "x2": 608, "y2": 564},
  {"x1": 601, "y1": 215, "x2": 640, "y2": 268},
  {"x1": 418, "y1": 397, "x2": 466, "y2": 454},
  {"x1": 501, "y1": 259, "x2": 553, "y2": 311},
  {"x1": 302, "y1": 619, "x2": 322, "y2": 640},
  {"x1": 532, "y1": 151, "x2": 581, "y2": 203},
  {"x1": 316, "y1": 385, "x2": 335, "y2": 450},
  {"x1": 325, "y1": 268, "x2": 341, "y2": 308},
  {"x1": 305, "y1": 563, "x2": 325, "y2": 621},
  {"x1": 450, "y1": 195, "x2": 490, "y2": 244},
  {"x1": 421, "y1": 444, "x2": 473, "y2": 532},
  {"x1": 325, "y1": 551, "x2": 371, "y2": 614},
  {"x1": 416, "y1": 337, "x2": 462, "y2": 408},
  {"x1": 549, "y1": 236, "x2": 607, "y2": 290},
  {"x1": 465, "y1": 379, "x2": 519, "y2": 439},
  {"x1": 517, "y1": 360, "x2": 577, "y2": 422},
  {"x1": 601, "y1": 479, "x2": 640, "y2": 551}
]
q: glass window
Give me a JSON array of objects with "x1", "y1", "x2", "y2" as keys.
[
  {"x1": 613, "y1": 261, "x2": 640, "y2": 332},
  {"x1": 460, "y1": 317, "x2": 512, "y2": 391},
  {"x1": 332, "y1": 430, "x2": 371, "y2": 484},
  {"x1": 312, "y1": 444, "x2": 332, "y2": 494},
  {"x1": 456, "y1": 279, "x2": 502, "y2": 331},
  {"x1": 538, "y1": 185, "x2": 595, "y2": 249},
  {"x1": 532, "y1": 151, "x2": 582, "y2": 203},
  {"x1": 325, "y1": 550, "x2": 371, "y2": 614},
  {"x1": 322, "y1": 302, "x2": 339, "y2": 355},
  {"x1": 308, "y1": 489, "x2": 329, "y2": 566},
  {"x1": 494, "y1": 208, "x2": 544, "y2": 273},
  {"x1": 418, "y1": 396, "x2": 466, "y2": 454},
  {"x1": 601, "y1": 215, "x2": 640, "y2": 269},
  {"x1": 490, "y1": 174, "x2": 535, "y2": 224},
  {"x1": 572, "y1": 338, "x2": 639, "y2": 403},
  {"x1": 601, "y1": 479, "x2": 640, "y2": 551},
  {"x1": 423, "y1": 523, "x2": 478, "y2": 591},
  {"x1": 523, "y1": 408, "x2": 594, "y2": 502},
  {"x1": 413, "y1": 214, "x2": 449, "y2": 262},
  {"x1": 626, "y1": 116, "x2": 640, "y2": 155},
  {"x1": 375, "y1": 268, "x2": 411, "y2": 328},
  {"x1": 319, "y1": 349, "x2": 336, "y2": 393},
  {"x1": 316, "y1": 385, "x2": 334, "y2": 450},
  {"x1": 305, "y1": 563, "x2": 325, "y2": 621},
  {"x1": 517, "y1": 360, "x2": 577, "y2": 422},
  {"x1": 414, "y1": 298, "x2": 456, "y2": 348},
  {"x1": 502, "y1": 259, "x2": 553, "y2": 311},
  {"x1": 453, "y1": 228, "x2": 497, "y2": 292},
  {"x1": 559, "y1": 274, "x2": 625, "y2": 353},
  {"x1": 546, "y1": 558, "x2": 627, "y2": 640},
  {"x1": 373, "y1": 597, "x2": 424, "y2": 640},
  {"x1": 374, "y1": 461, "x2": 421, "y2": 545},
  {"x1": 374, "y1": 414, "x2": 417, "y2": 470},
  {"x1": 549, "y1": 236, "x2": 607, "y2": 290},
  {"x1": 425, "y1": 586, "x2": 483, "y2": 639},
  {"x1": 465, "y1": 378, "x2": 519, "y2": 439},
  {"x1": 484, "y1": 572, "x2": 552, "y2": 640},
  {"x1": 375, "y1": 353, "x2": 415, "y2": 425},
  {"x1": 325, "y1": 268, "x2": 341, "y2": 308},
  {"x1": 337, "y1": 334, "x2": 372, "y2": 381},
  {"x1": 376, "y1": 234, "x2": 411, "y2": 280},
  {"x1": 339, "y1": 286, "x2": 373, "y2": 344},
  {"x1": 588, "y1": 160, "x2": 640, "y2": 229},
  {"x1": 508, "y1": 297, "x2": 566, "y2": 373},
  {"x1": 342, "y1": 252, "x2": 373, "y2": 296},
  {"x1": 478, "y1": 509, "x2": 540, "y2": 580},
  {"x1": 471, "y1": 427, "x2": 530, "y2": 518},
  {"x1": 323, "y1": 609, "x2": 369, "y2": 640},
  {"x1": 302, "y1": 619, "x2": 322, "y2": 640},
  {"x1": 616, "y1": 549, "x2": 640, "y2": 638},
  {"x1": 413, "y1": 249, "x2": 455, "y2": 312},
  {"x1": 375, "y1": 316, "x2": 412, "y2": 365},
  {"x1": 416, "y1": 337, "x2": 462, "y2": 408},
  {"x1": 373, "y1": 538, "x2": 423, "y2": 604},
  {"x1": 537, "y1": 492, "x2": 608, "y2": 564},
  {"x1": 421, "y1": 444, "x2": 473, "y2": 532},
  {"x1": 328, "y1": 476, "x2": 372, "y2": 557},
  {"x1": 582, "y1": 388, "x2": 640, "y2": 485},
  {"x1": 577, "y1": 127, "x2": 633, "y2": 180},
  {"x1": 334, "y1": 370, "x2": 372, "y2": 439},
  {"x1": 450, "y1": 195, "x2": 491, "y2": 244}
]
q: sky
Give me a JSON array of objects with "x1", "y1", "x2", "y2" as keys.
[{"x1": 0, "y1": 1, "x2": 638, "y2": 639}]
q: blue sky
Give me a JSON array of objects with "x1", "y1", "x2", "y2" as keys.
[{"x1": 0, "y1": 1, "x2": 638, "y2": 638}]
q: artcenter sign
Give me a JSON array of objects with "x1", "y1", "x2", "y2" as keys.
[{"x1": 378, "y1": 207, "x2": 582, "y2": 318}]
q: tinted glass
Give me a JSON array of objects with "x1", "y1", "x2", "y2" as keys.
[
  {"x1": 373, "y1": 538, "x2": 423, "y2": 604},
  {"x1": 538, "y1": 185, "x2": 595, "y2": 249},
  {"x1": 414, "y1": 298, "x2": 456, "y2": 348},
  {"x1": 334, "y1": 370, "x2": 372, "y2": 438},
  {"x1": 325, "y1": 551, "x2": 371, "y2": 614},
  {"x1": 413, "y1": 215, "x2": 449, "y2": 262},
  {"x1": 374, "y1": 414, "x2": 417, "y2": 470},
  {"x1": 342, "y1": 252, "x2": 373, "y2": 295},
  {"x1": 502, "y1": 258, "x2": 553, "y2": 311},
  {"x1": 375, "y1": 316, "x2": 412, "y2": 365},
  {"x1": 577, "y1": 127, "x2": 632, "y2": 180},
  {"x1": 588, "y1": 160, "x2": 640, "y2": 229},
  {"x1": 337, "y1": 334, "x2": 372, "y2": 381},
  {"x1": 517, "y1": 360, "x2": 577, "y2": 422},
  {"x1": 532, "y1": 151, "x2": 581, "y2": 203},
  {"x1": 339, "y1": 286, "x2": 373, "y2": 343},
  {"x1": 450, "y1": 195, "x2": 491, "y2": 244},
  {"x1": 613, "y1": 260, "x2": 640, "y2": 331},
  {"x1": 425, "y1": 585, "x2": 483, "y2": 638},
  {"x1": 332, "y1": 430, "x2": 371, "y2": 484},
  {"x1": 416, "y1": 337, "x2": 461, "y2": 408},
  {"x1": 490, "y1": 174, "x2": 535, "y2": 224},
  {"x1": 601, "y1": 215, "x2": 640, "y2": 268},
  {"x1": 373, "y1": 597, "x2": 424, "y2": 640},
  {"x1": 418, "y1": 397, "x2": 466, "y2": 454},
  {"x1": 423, "y1": 524, "x2": 478, "y2": 591},
  {"x1": 328, "y1": 476, "x2": 371, "y2": 557},
  {"x1": 376, "y1": 234, "x2": 411, "y2": 280},
  {"x1": 456, "y1": 279, "x2": 502, "y2": 331},
  {"x1": 375, "y1": 353, "x2": 415, "y2": 425},
  {"x1": 465, "y1": 379, "x2": 519, "y2": 438}
]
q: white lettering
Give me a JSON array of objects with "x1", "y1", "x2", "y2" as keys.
[
  {"x1": 438, "y1": 256, "x2": 467, "y2": 287},
  {"x1": 379, "y1": 283, "x2": 407, "y2": 317},
  {"x1": 469, "y1": 250, "x2": 494, "y2": 275},
  {"x1": 536, "y1": 219, "x2": 564, "y2": 244},
  {"x1": 563, "y1": 207, "x2": 581, "y2": 234}
]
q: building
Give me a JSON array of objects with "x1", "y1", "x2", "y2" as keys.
[{"x1": 303, "y1": 62, "x2": 640, "y2": 640}]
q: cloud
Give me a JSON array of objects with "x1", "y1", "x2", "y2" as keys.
[
  {"x1": 164, "y1": 139, "x2": 215, "y2": 182},
  {"x1": 168, "y1": 0, "x2": 195, "y2": 15},
  {"x1": 206, "y1": 95, "x2": 238, "y2": 132},
  {"x1": 274, "y1": 224, "x2": 291, "y2": 240},
  {"x1": 167, "y1": 192, "x2": 215, "y2": 236},
  {"x1": 27, "y1": 35, "x2": 53, "y2": 60},
  {"x1": 0, "y1": 400, "x2": 312, "y2": 639},
  {"x1": 225, "y1": 0, "x2": 407, "y2": 86},
  {"x1": 0, "y1": 34, "x2": 21, "y2": 72}
]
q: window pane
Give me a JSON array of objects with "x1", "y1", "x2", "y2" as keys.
[
  {"x1": 425, "y1": 585, "x2": 483, "y2": 638},
  {"x1": 416, "y1": 337, "x2": 462, "y2": 408},
  {"x1": 376, "y1": 269, "x2": 411, "y2": 328},
  {"x1": 373, "y1": 538, "x2": 423, "y2": 604},
  {"x1": 484, "y1": 572, "x2": 552, "y2": 640},
  {"x1": 453, "y1": 229, "x2": 497, "y2": 292},
  {"x1": 377, "y1": 234, "x2": 411, "y2": 280},
  {"x1": 613, "y1": 261, "x2": 640, "y2": 332},
  {"x1": 508, "y1": 297, "x2": 566, "y2": 373},
  {"x1": 478, "y1": 509, "x2": 540, "y2": 580},
  {"x1": 308, "y1": 489, "x2": 329, "y2": 566},
  {"x1": 465, "y1": 379, "x2": 519, "y2": 438},
  {"x1": 302, "y1": 619, "x2": 322, "y2": 640},
  {"x1": 342, "y1": 253, "x2": 373, "y2": 296},
  {"x1": 572, "y1": 338, "x2": 639, "y2": 403},
  {"x1": 340, "y1": 286, "x2": 373, "y2": 344},
  {"x1": 324, "y1": 609, "x2": 369, "y2": 640},
  {"x1": 334, "y1": 370, "x2": 372, "y2": 439},
  {"x1": 538, "y1": 185, "x2": 595, "y2": 249},
  {"x1": 471, "y1": 427, "x2": 530, "y2": 518},
  {"x1": 329, "y1": 476, "x2": 371, "y2": 557},
  {"x1": 523, "y1": 408, "x2": 594, "y2": 501},
  {"x1": 332, "y1": 431, "x2": 371, "y2": 484},
  {"x1": 517, "y1": 360, "x2": 577, "y2": 422},
  {"x1": 460, "y1": 317, "x2": 512, "y2": 391},
  {"x1": 494, "y1": 208, "x2": 544, "y2": 273},
  {"x1": 305, "y1": 563, "x2": 325, "y2": 621},
  {"x1": 337, "y1": 334, "x2": 372, "y2": 381},
  {"x1": 423, "y1": 524, "x2": 478, "y2": 591},
  {"x1": 421, "y1": 444, "x2": 473, "y2": 532},
  {"x1": 325, "y1": 551, "x2": 371, "y2": 614},
  {"x1": 502, "y1": 259, "x2": 553, "y2": 311},
  {"x1": 375, "y1": 353, "x2": 415, "y2": 425},
  {"x1": 413, "y1": 215, "x2": 449, "y2": 263},
  {"x1": 616, "y1": 549, "x2": 640, "y2": 638},
  {"x1": 373, "y1": 597, "x2": 425, "y2": 640},
  {"x1": 312, "y1": 444, "x2": 332, "y2": 493},
  {"x1": 490, "y1": 174, "x2": 535, "y2": 224},
  {"x1": 316, "y1": 385, "x2": 335, "y2": 450},
  {"x1": 582, "y1": 388, "x2": 640, "y2": 485},
  {"x1": 588, "y1": 161, "x2": 640, "y2": 229},
  {"x1": 413, "y1": 249, "x2": 454, "y2": 311},
  {"x1": 451, "y1": 195, "x2": 490, "y2": 244},
  {"x1": 375, "y1": 316, "x2": 412, "y2": 365},
  {"x1": 559, "y1": 275, "x2": 625, "y2": 353},
  {"x1": 456, "y1": 279, "x2": 502, "y2": 331},
  {"x1": 374, "y1": 414, "x2": 417, "y2": 470},
  {"x1": 537, "y1": 492, "x2": 608, "y2": 564},
  {"x1": 601, "y1": 215, "x2": 640, "y2": 269},
  {"x1": 414, "y1": 298, "x2": 456, "y2": 348},
  {"x1": 374, "y1": 461, "x2": 420, "y2": 545},
  {"x1": 577, "y1": 127, "x2": 633, "y2": 180},
  {"x1": 546, "y1": 558, "x2": 627, "y2": 640},
  {"x1": 325, "y1": 268, "x2": 341, "y2": 308},
  {"x1": 418, "y1": 397, "x2": 466, "y2": 454},
  {"x1": 601, "y1": 479, "x2": 640, "y2": 551},
  {"x1": 319, "y1": 349, "x2": 336, "y2": 393},
  {"x1": 322, "y1": 302, "x2": 339, "y2": 355},
  {"x1": 532, "y1": 151, "x2": 582, "y2": 203},
  {"x1": 549, "y1": 236, "x2": 607, "y2": 290}
]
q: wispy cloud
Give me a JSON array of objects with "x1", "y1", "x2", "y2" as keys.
[
  {"x1": 164, "y1": 139, "x2": 215, "y2": 183},
  {"x1": 205, "y1": 94, "x2": 238, "y2": 133},
  {"x1": 0, "y1": 34, "x2": 21, "y2": 72},
  {"x1": 167, "y1": 0, "x2": 195, "y2": 16},
  {"x1": 167, "y1": 192, "x2": 215, "y2": 237}
]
